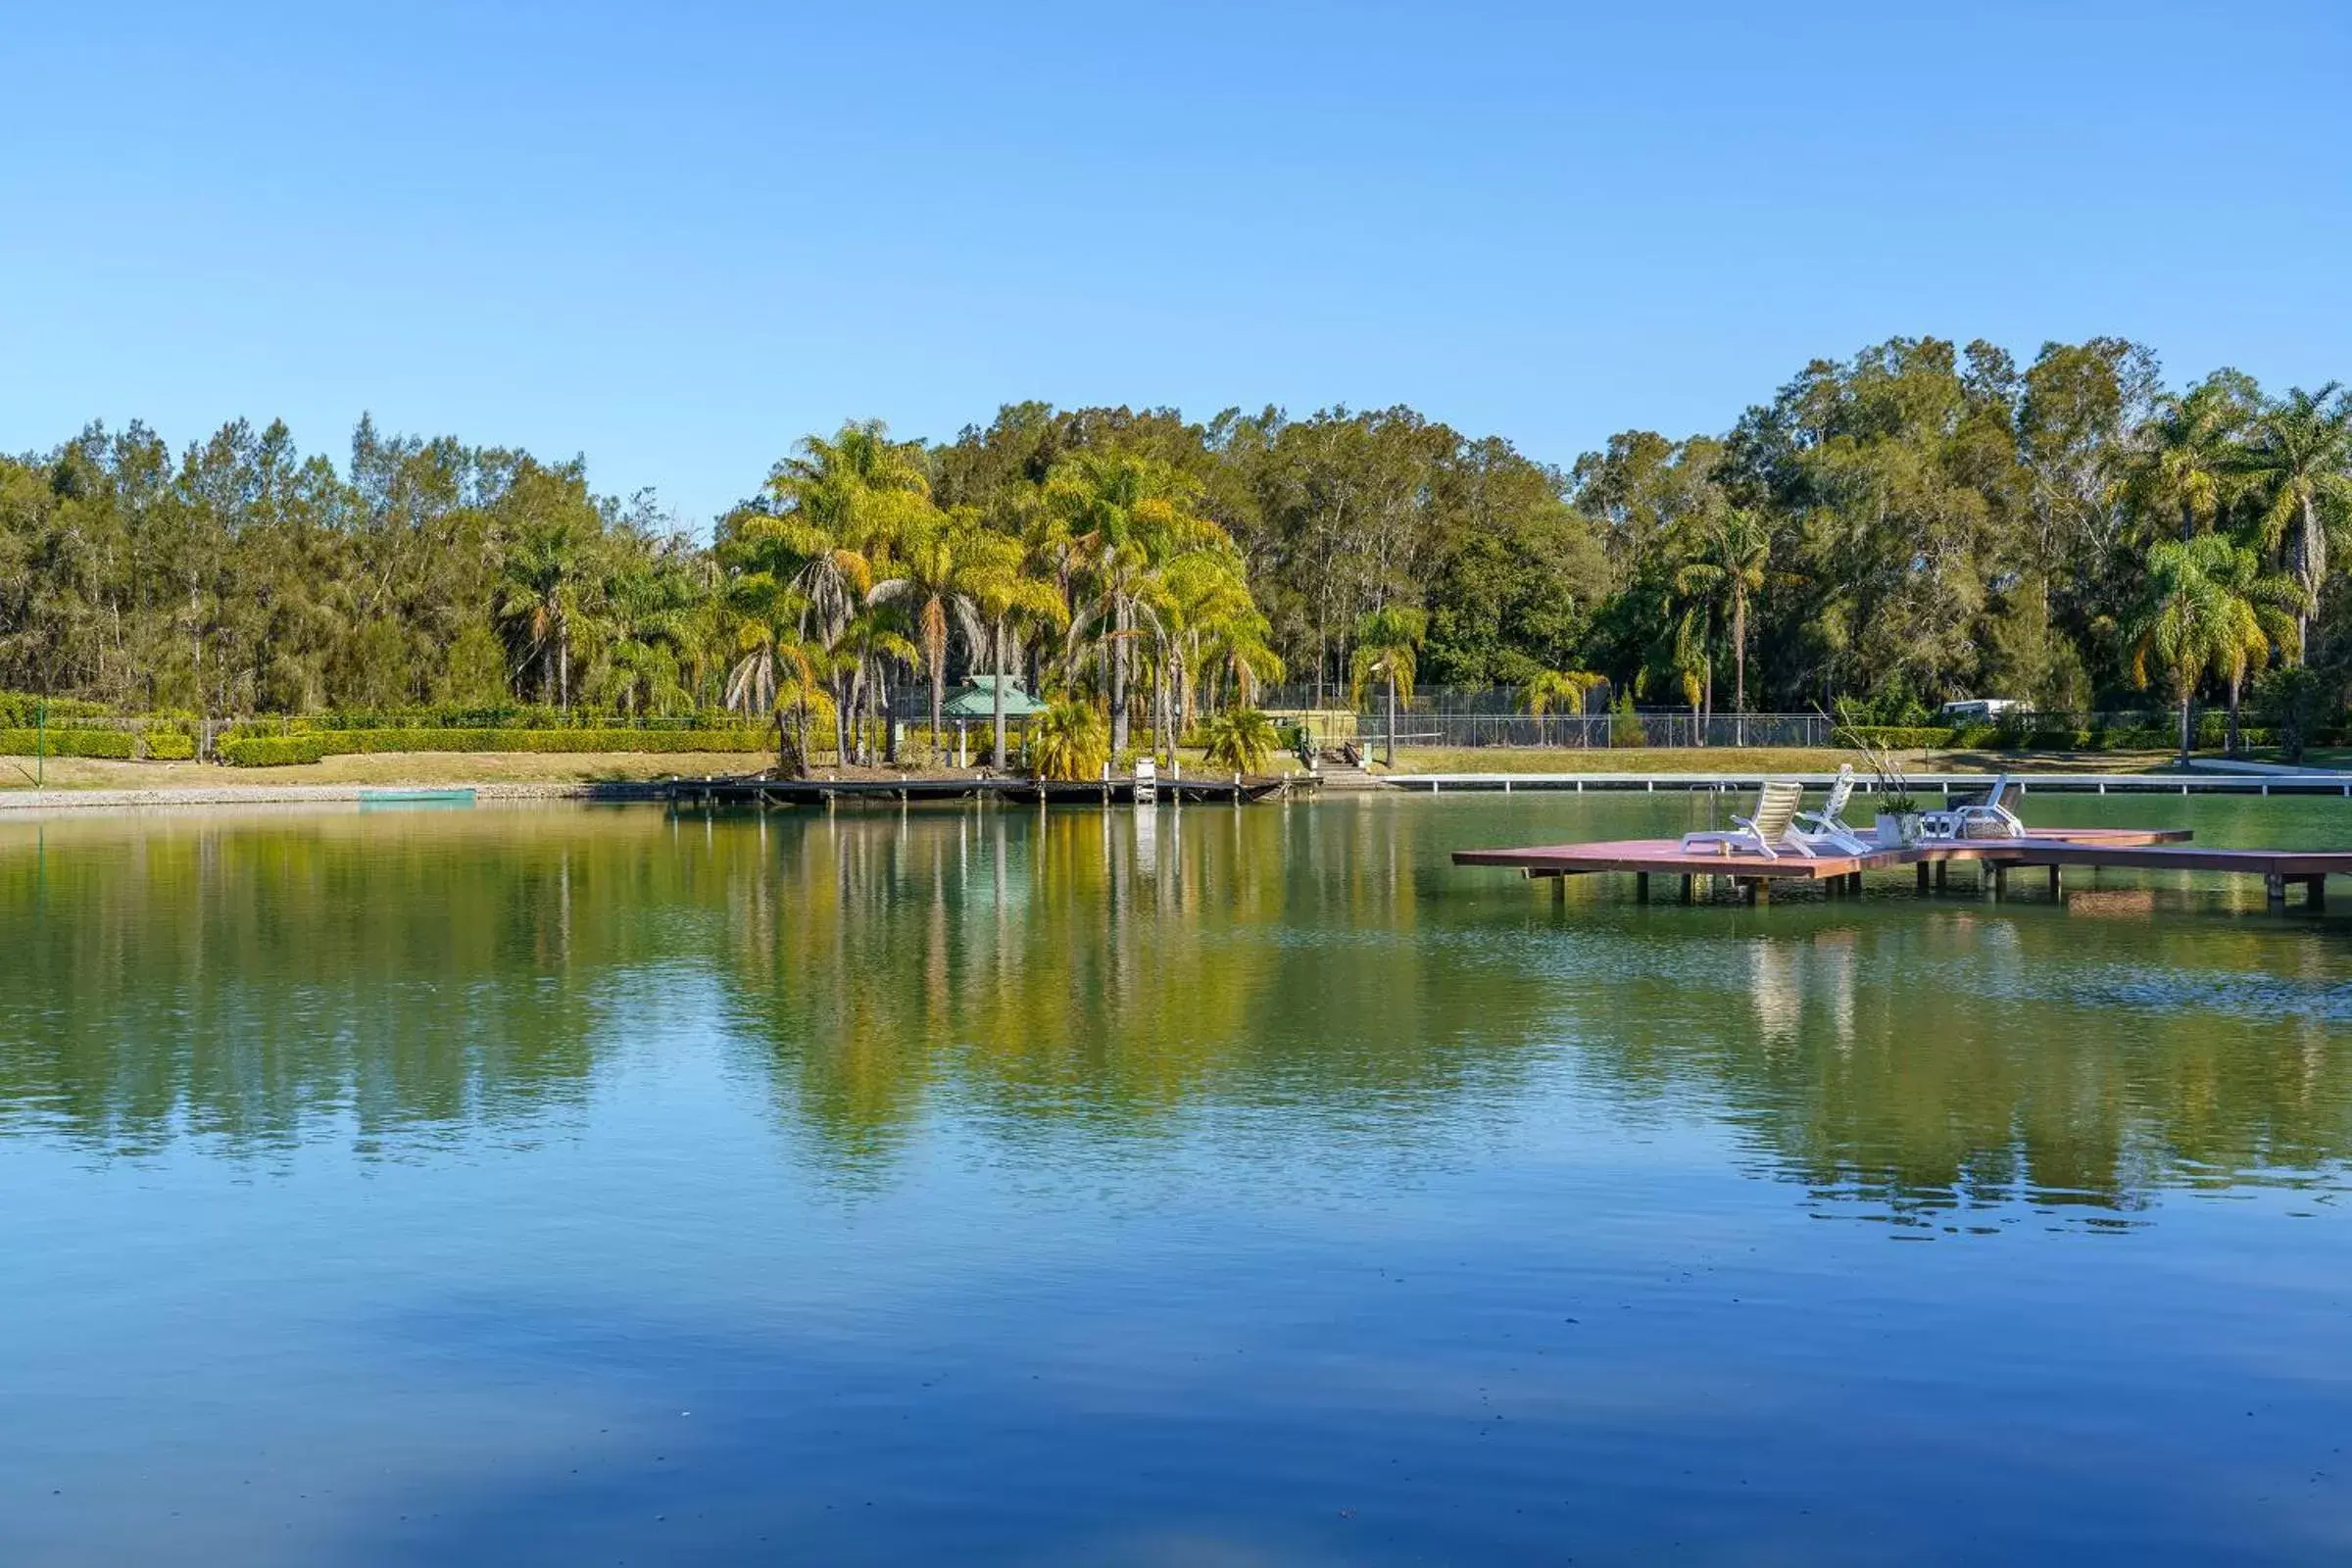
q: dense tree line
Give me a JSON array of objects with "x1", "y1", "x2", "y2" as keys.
[{"x1": 4, "y1": 335, "x2": 2348, "y2": 759}]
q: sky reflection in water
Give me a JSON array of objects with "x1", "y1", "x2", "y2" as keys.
[{"x1": 1, "y1": 795, "x2": 2349, "y2": 1564}]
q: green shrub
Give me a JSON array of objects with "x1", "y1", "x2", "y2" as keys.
[
  {"x1": 314, "y1": 727, "x2": 768, "y2": 756},
  {"x1": 143, "y1": 731, "x2": 197, "y2": 760},
  {"x1": 0, "y1": 693, "x2": 115, "y2": 727},
  {"x1": 0, "y1": 727, "x2": 136, "y2": 759},
  {"x1": 220, "y1": 735, "x2": 329, "y2": 766},
  {"x1": 1841, "y1": 726, "x2": 1957, "y2": 750}
]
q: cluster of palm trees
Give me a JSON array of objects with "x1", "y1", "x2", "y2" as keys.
[
  {"x1": 718, "y1": 422, "x2": 1282, "y2": 777},
  {"x1": 2112, "y1": 380, "x2": 2352, "y2": 757}
]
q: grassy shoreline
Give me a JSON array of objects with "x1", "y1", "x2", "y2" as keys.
[{"x1": 0, "y1": 743, "x2": 2227, "y2": 796}]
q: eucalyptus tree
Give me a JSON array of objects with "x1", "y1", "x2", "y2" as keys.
[{"x1": 496, "y1": 504, "x2": 598, "y2": 712}]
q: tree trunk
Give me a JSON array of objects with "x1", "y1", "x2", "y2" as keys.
[
  {"x1": 1110, "y1": 599, "x2": 1131, "y2": 754},
  {"x1": 2298, "y1": 494, "x2": 2322, "y2": 659},
  {"x1": 2227, "y1": 671, "x2": 2242, "y2": 756},
  {"x1": 992, "y1": 615, "x2": 1008, "y2": 770},
  {"x1": 1733, "y1": 598, "x2": 1746, "y2": 748},
  {"x1": 2178, "y1": 688, "x2": 2192, "y2": 764},
  {"x1": 1385, "y1": 674, "x2": 1397, "y2": 768},
  {"x1": 882, "y1": 678, "x2": 898, "y2": 765},
  {"x1": 931, "y1": 663, "x2": 945, "y2": 769},
  {"x1": 558, "y1": 619, "x2": 568, "y2": 715}
]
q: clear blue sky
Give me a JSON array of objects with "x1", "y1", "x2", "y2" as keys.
[{"x1": 4, "y1": 1, "x2": 2345, "y2": 528}]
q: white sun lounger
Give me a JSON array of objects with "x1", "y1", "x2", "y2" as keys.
[
  {"x1": 1681, "y1": 780, "x2": 1813, "y2": 859},
  {"x1": 1789, "y1": 764, "x2": 1877, "y2": 855},
  {"x1": 1921, "y1": 775, "x2": 2027, "y2": 840}
]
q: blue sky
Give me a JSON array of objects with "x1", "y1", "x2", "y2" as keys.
[{"x1": 4, "y1": 1, "x2": 2345, "y2": 528}]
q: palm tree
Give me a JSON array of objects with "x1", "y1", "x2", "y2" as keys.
[
  {"x1": 2206, "y1": 543, "x2": 2304, "y2": 755},
  {"x1": 496, "y1": 515, "x2": 594, "y2": 712},
  {"x1": 1672, "y1": 508, "x2": 1772, "y2": 742},
  {"x1": 1027, "y1": 697, "x2": 1109, "y2": 781},
  {"x1": 2128, "y1": 533, "x2": 2286, "y2": 762},
  {"x1": 1201, "y1": 708, "x2": 1279, "y2": 774},
  {"x1": 2235, "y1": 384, "x2": 2352, "y2": 656},
  {"x1": 871, "y1": 516, "x2": 988, "y2": 764},
  {"x1": 1521, "y1": 669, "x2": 1607, "y2": 747},
  {"x1": 1049, "y1": 453, "x2": 1217, "y2": 754},
  {"x1": 833, "y1": 603, "x2": 917, "y2": 766},
  {"x1": 723, "y1": 576, "x2": 831, "y2": 772},
  {"x1": 963, "y1": 529, "x2": 1067, "y2": 770},
  {"x1": 1349, "y1": 605, "x2": 1426, "y2": 768},
  {"x1": 2122, "y1": 377, "x2": 2254, "y2": 543}
]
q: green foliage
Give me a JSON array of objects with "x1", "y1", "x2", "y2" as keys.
[
  {"x1": 1200, "y1": 709, "x2": 1279, "y2": 773},
  {"x1": 5, "y1": 349, "x2": 2352, "y2": 748},
  {"x1": 220, "y1": 735, "x2": 329, "y2": 766},
  {"x1": 1026, "y1": 699, "x2": 1110, "y2": 781},
  {"x1": 143, "y1": 731, "x2": 197, "y2": 760},
  {"x1": 0, "y1": 727, "x2": 135, "y2": 759},
  {"x1": 0, "y1": 692, "x2": 114, "y2": 726}
]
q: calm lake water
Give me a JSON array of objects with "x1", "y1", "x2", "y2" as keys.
[{"x1": 3, "y1": 793, "x2": 2350, "y2": 1564}]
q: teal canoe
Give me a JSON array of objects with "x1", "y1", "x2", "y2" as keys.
[{"x1": 359, "y1": 788, "x2": 477, "y2": 808}]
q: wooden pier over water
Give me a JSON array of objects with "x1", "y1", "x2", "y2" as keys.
[
  {"x1": 662, "y1": 774, "x2": 1287, "y2": 808},
  {"x1": 1453, "y1": 827, "x2": 2352, "y2": 911}
]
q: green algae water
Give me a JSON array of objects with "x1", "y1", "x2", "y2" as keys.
[{"x1": 3, "y1": 794, "x2": 2350, "y2": 1564}]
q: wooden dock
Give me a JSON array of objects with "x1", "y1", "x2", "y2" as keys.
[
  {"x1": 662, "y1": 774, "x2": 1287, "y2": 808},
  {"x1": 1453, "y1": 826, "x2": 2350, "y2": 910},
  {"x1": 1386, "y1": 770, "x2": 2352, "y2": 797}
]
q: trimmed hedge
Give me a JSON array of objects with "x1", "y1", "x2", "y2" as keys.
[
  {"x1": 143, "y1": 731, "x2": 197, "y2": 760},
  {"x1": 1842, "y1": 726, "x2": 1958, "y2": 749},
  {"x1": 220, "y1": 735, "x2": 329, "y2": 766},
  {"x1": 317, "y1": 727, "x2": 770, "y2": 756},
  {"x1": 0, "y1": 727, "x2": 136, "y2": 760},
  {"x1": 219, "y1": 727, "x2": 772, "y2": 766},
  {"x1": 0, "y1": 693, "x2": 115, "y2": 727}
]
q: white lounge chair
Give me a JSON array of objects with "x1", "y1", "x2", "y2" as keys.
[
  {"x1": 1682, "y1": 780, "x2": 1813, "y2": 859},
  {"x1": 1789, "y1": 764, "x2": 1877, "y2": 855},
  {"x1": 1921, "y1": 775, "x2": 2027, "y2": 841}
]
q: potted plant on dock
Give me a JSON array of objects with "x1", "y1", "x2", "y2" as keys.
[{"x1": 1853, "y1": 737, "x2": 1924, "y2": 846}]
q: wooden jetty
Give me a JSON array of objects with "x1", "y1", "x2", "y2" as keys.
[
  {"x1": 1390, "y1": 770, "x2": 2352, "y2": 797},
  {"x1": 662, "y1": 774, "x2": 1287, "y2": 808},
  {"x1": 1453, "y1": 826, "x2": 2352, "y2": 910}
]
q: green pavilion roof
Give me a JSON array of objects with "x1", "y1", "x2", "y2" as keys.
[{"x1": 942, "y1": 676, "x2": 1045, "y2": 717}]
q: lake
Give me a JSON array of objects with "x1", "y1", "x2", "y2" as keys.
[{"x1": 3, "y1": 794, "x2": 2349, "y2": 1564}]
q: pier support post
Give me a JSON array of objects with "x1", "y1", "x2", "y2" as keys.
[
  {"x1": 1934, "y1": 861, "x2": 1948, "y2": 891},
  {"x1": 1635, "y1": 872, "x2": 1650, "y2": 904},
  {"x1": 1916, "y1": 862, "x2": 1931, "y2": 894},
  {"x1": 1551, "y1": 874, "x2": 1566, "y2": 906},
  {"x1": 2307, "y1": 877, "x2": 2328, "y2": 911},
  {"x1": 1740, "y1": 877, "x2": 1767, "y2": 906},
  {"x1": 1846, "y1": 871, "x2": 1864, "y2": 896},
  {"x1": 2266, "y1": 873, "x2": 2286, "y2": 910},
  {"x1": 1680, "y1": 874, "x2": 1694, "y2": 904},
  {"x1": 2047, "y1": 864, "x2": 2061, "y2": 897},
  {"x1": 1988, "y1": 864, "x2": 2006, "y2": 901}
]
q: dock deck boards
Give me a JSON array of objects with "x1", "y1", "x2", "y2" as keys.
[{"x1": 1452, "y1": 826, "x2": 2192, "y2": 881}]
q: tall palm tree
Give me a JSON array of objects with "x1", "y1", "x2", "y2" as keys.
[
  {"x1": 496, "y1": 515, "x2": 595, "y2": 712},
  {"x1": 2205, "y1": 542, "x2": 2304, "y2": 754},
  {"x1": 1671, "y1": 508, "x2": 1772, "y2": 742},
  {"x1": 872, "y1": 516, "x2": 987, "y2": 764},
  {"x1": 1522, "y1": 669, "x2": 1607, "y2": 747},
  {"x1": 2128, "y1": 533, "x2": 2281, "y2": 762},
  {"x1": 962, "y1": 528, "x2": 1067, "y2": 770},
  {"x1": 1349, "y1": 605, "x2": 1426, "y2": 768},
  {"x1": 1048, "y1": 453, "x2": 1217, "y2": 754},
  {"x1": 2121, "y1": 377, "x2": 2254, "y2": 543},
  {"x1": 2235, "y1": 383, "x2": 2352, "y2": 656}
]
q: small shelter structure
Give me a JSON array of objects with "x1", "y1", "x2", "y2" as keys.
[{"x1": 942, "y1": 676, "x2": 1045, "y2": 766}]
